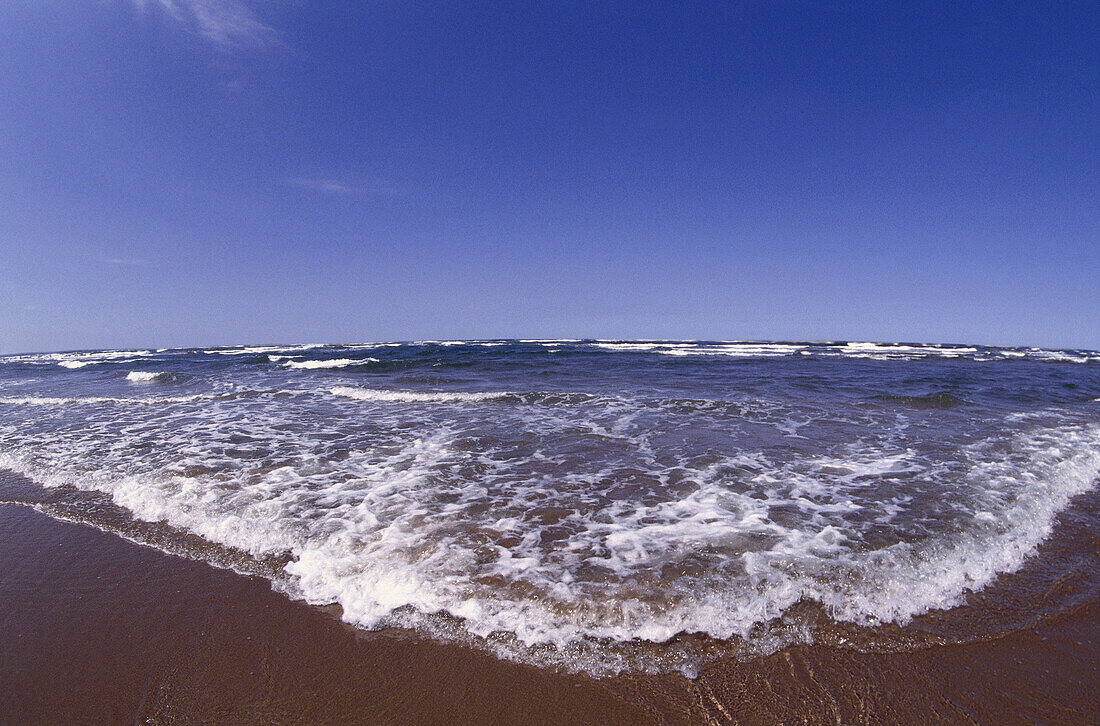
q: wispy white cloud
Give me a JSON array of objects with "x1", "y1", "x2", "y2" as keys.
[
  {"x1": 284, "y1": 177, "x2": 396, "y2": 196},
  {"x1": 131, "y1": 0, "x2": 277, "y2": 48},
  {"x1": 285, "y1": 177, "x2": 356, "y2": 194},
  {"x1": 104, "y1": 257, "x2": 150, "y2": 266}
]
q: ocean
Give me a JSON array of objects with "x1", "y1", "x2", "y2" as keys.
[{"x1": 1, "y1": 339, "x2": 1097, "y2": 678}]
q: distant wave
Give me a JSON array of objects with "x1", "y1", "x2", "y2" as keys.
[
  {"x1": 0, "y1": 394, "x2": 204, "y2": 405},
  {"x1": 0, "y1": 350, "x2": 154, "y2": 366},
  {"x1": 519, "y1": 338, "x2": 583, "y2": 343},
  {"x1": 329, "y1": 386, "x2": 513, "y2": 403},
  {"x1": 582, "y1": 341, "x2": 1099, "y2": 363},
  {"x1": 659, "y1": 344, "x2": 805, "y2": 357},
  {"x1": 328, "y1": 386, "x2": 607, "y2": 406},
  {"x1": 1022, "y1": 349, "x2": 1096, "y2": 364},
  {"x1": 285, "y1": 358, "x2": 378, "y2": 370},
  {"x1": 2, "y1": 341, "x2": 1098, "y2": 367},
  {"x1": 203, "y1": 344, "x2": 327, "y2": 356}
]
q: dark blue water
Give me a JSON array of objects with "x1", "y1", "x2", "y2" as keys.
[{"x1": 1, "y1": 340, "x2": 1098, "y2": 675}]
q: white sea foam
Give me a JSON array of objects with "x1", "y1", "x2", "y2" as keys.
[
  {"x1": 2, "y1": 392, "x2": 1095, "y2": 676},
  {"x1": 0, "y1": 396, "x2": 124, "y2": 406},
  {"x1": 0, "y1": 394, "x2": 206, "y2": 405},
  {"x1": 1024, "y1": 349, "x2": 1094, "y2": 363},
  {"x1": 593, "y1": 342, "x2": 666, "y2": 351},
  {"x1": 841, "y1": 342, "x2": 977, "y2": 354},
  {"x1": 660, "y1": 343, "x2": 806, "y2": 357},
  {"x1": 126, "y1": 371, "x2": 171, "y2": 383},
  {"x1": 412, "y1": 340, "x2": 508, "y2": 347},
  {"x1": 277, "y1": 426, "x2": 1100, "y2": 653},
  {"x1": 204, "y1": 343, "x2": 327, "y2": 356},
  {"x1": 519, "y1": 338, "x2": 583, "y2": 343},
  {"x1": 566, "y1": 340, "x2": 1098, "y2": 363},
  {"x1": 0, "y1": 349, "x2": 155, "y2": 366},
  {"x1": 590, "y1": 341, "x2": 798, "y2": 357},
  {"x1": 284, "y1": 358, "x2": 376, "y2": 369},
  {"x1": 330, "y1": 386, "x2": 512, "y2": 403}
]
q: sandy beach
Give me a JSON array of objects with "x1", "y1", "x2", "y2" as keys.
[{"x1": 3, "y1": 488, "x2": 1097, "y2": 725}]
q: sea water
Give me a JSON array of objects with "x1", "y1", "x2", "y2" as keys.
[{"x1": 1, "y1": 340, "x2": 1097, "y2": 676}]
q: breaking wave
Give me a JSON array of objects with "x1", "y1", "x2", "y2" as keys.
[
  {"x1": 126, "y1": 371, "x2": 172, "y2": 383},
  {"x1": 285, "y1": 358, "x2": 378, "y2": 369}
]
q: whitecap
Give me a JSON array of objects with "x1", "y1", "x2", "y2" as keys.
[
  {"x1": 284, "y1": 358, "x2": 377, "y2": 369},
  {"x1": 0, "y1": 394, "x2": 205, "y2": 405},
  {"x1": 126, "y1": 371, "x2": 171, "y2": 383},
  {"x1": 204, "y1": 343, "x2": 327, "y2": 356},
  {"x1": 329, "y1": 386, "x2": 511, "y2": 403}
]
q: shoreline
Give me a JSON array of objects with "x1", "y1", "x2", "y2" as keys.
[{"x1": 2, "y1": 501, "x2": 1098, "y2": 724}]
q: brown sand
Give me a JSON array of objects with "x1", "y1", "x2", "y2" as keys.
[{"x1": 1, "y1": 502, "x2": 1097, "y2": 725}]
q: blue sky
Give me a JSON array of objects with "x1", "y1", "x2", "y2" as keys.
[{"x1": 1, "y1": 1, "x2": 1097, "y2": 353}]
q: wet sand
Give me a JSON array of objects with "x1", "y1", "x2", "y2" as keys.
[{"x1": 1, "y1": 501, "x2": 1097, "y2": 725}]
